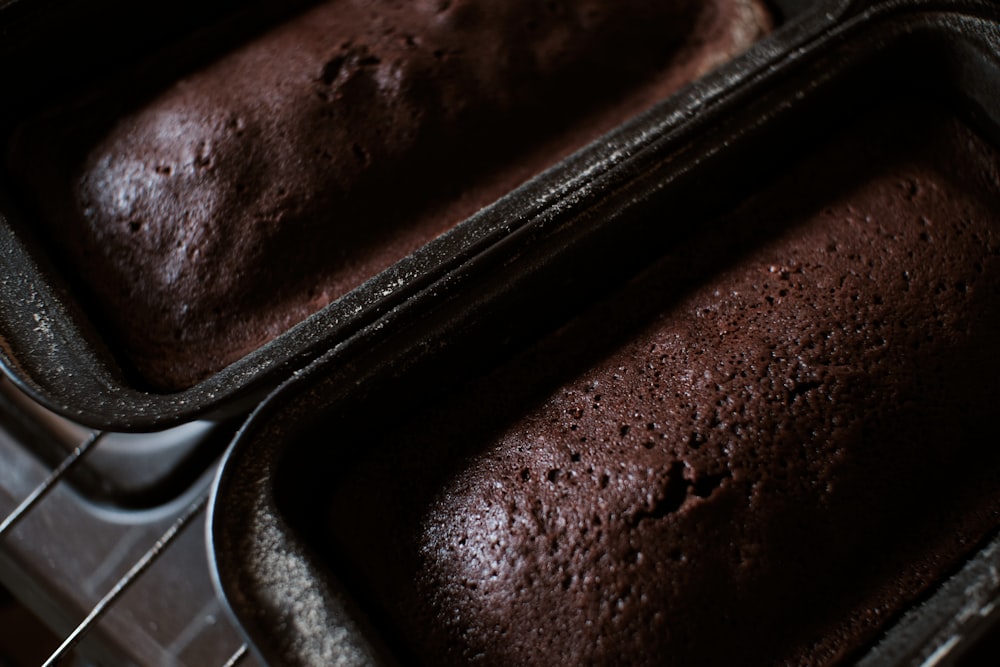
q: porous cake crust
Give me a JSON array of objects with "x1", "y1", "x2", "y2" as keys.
[
  {"x1": 13, "y1": 0, "x2": 768, "y2": 390},
  {"x1": 322, "y1": 102, "x2": 1000, "y2": 666}
]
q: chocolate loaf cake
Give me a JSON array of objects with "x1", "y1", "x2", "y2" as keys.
[
  {"x1": 318, "y1": 101, "x2": 1000, "y2": 665},
  {"x1": 10, "y1": 0, "x2": 770, "y2": 390}
]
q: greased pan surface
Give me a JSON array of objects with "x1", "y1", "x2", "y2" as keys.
[
  {"x1": 0, "y1": 0, "x2": 830, "y2": 430},
  {"x1": 210, "y1": 5, "x2": 1000, "y2": 666}
]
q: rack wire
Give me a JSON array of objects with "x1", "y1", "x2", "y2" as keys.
[{"x1": 0, "y1": 382, "x2": 254, "y2": 667}]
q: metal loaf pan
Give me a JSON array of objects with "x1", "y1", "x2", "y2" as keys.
[
  {"x1": 0, "y1": 0, "x2": 832, "y2": 431},
  {"x1": 209, "y1": 3, "x2": 1000, "y2": 666}
]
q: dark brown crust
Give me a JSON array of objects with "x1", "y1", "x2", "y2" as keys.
[
  {"x1": 322, "y1": 102, "x2": 1000, "y2": 666},
  {"x1": 12, "y1": 0, "x2": 769, "y2": 390}
]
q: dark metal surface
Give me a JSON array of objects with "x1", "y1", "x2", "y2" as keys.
[{"x1": 209, "y1": 3, "x2": 1000, "y2": 666}]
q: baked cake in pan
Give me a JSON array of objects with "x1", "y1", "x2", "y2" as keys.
[
  {"x1": 317, "y1": 99, "x2": 1000, "y2": 666},
  {"x1": 10, "y1": 0, "x2": 770, "y2": 390}
]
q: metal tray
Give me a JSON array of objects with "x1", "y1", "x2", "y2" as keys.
[
  {"x1": 209, "y1": 3, "x2": 1000, "y2": 666},
  {"x1": 0, "y1": 0, "x2": 832, "y2": 431}
]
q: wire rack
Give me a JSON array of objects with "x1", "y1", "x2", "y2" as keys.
[{"x1": 0, "y1": 377, "x2": 258, "y2": 667}]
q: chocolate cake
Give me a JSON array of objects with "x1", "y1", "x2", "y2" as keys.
[
  {"x1": 318, "y1": 101, "x2": 1000, "y2": 665},
  {"x1": 10, "y1": 0, "x2": 770, "y2": 390}
]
